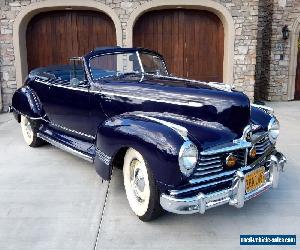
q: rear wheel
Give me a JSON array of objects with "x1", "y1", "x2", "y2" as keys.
[
  {"x1": 20, "y1": 115, "x2": 44, "y2": 147},
  {"x1": 123, "y1": 148, "x2": 162, "y2": 221}
]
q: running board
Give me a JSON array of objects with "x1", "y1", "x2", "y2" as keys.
[{"x1": 38, "y1": 132, "x2": 94, "y2": 163}]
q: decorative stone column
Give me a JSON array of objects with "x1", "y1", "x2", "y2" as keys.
[{"x1": 265, "y1": 0, "x2": 300, "y2": 101}]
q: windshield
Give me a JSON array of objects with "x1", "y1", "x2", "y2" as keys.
[{"x1": 89, "y1": 51, "x2": 168, "y2": 80}]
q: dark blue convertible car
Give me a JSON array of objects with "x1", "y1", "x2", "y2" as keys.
[{"x1": 11, "y1": 47, "x2": 287, "y2": 221}]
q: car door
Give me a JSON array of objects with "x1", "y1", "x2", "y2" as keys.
[
  {"x1": 45, "y1": 82, "x2": 93, "y2": 139},
  {"x1": 43, "y1": 59, "x2": 95, "y2": 140}
]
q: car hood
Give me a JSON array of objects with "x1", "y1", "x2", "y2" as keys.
[
  {"x1": 98, "y1": 74, "x2": 251, "y2": 148},
  {"x1": 129, "y1": 112, "x2": 240, "y2": 151}
]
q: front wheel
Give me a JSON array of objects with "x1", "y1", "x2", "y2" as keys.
[
  {"x1": 20, "y1": 115, "x2": 44, "y2": 147},
  {"x1": 123, "y1": 148, "x2": 162, "y2": 221}
]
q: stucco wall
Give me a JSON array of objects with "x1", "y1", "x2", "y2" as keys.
[{"x1": 0, "y1": 0, "x2": 260, "y2": 111}]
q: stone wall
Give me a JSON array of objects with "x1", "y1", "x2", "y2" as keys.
[
  {"x1": 0, "y1": 0, "x2": 260, "y2": 111},
  {"x1": 266, "y1": 0, "x2": 300, "y2": 101},
  {"x1": 230, "y1": 0, "x2": 258, "y2": 98},
  {"x1": 255, "y1": 0, "x2": 273, "y2": 100},
  {"x1": 0, "y1": 0, "x2": 19, "y2": 112}
]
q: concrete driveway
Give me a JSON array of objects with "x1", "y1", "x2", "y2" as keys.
[{"x1": 0, "y1": 102, "x2": 299, "y2": 250}]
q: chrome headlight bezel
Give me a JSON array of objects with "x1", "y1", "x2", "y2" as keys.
[
  {"x1": 178, "y1": 141, "x2": 198, "y2": 177},
  {"x1": 268, "y1": 116, "x2": 280, "y2": 144}
]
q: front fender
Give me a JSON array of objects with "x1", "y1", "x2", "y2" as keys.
[
  {"x1": 94, "y1": 113, "x2": 186, "y2": 190},
  {"x1": 12, "y1": 86, "x2": 45, "y2": 119},
  {"x1": 250, "y1": 105, "x2": 273, "y2": 130}
]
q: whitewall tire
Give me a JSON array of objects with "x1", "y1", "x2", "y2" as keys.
[
  {"x1": 123, "y1": 148, "x2": 162, "y2": 221},
  {"x1": 20, "y1": 115, "x2": 44, "y2": 147}
]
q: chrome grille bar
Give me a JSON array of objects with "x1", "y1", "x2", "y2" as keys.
[
  {"x1": 196, "y1": 163, "x2": 223, "y2": 171},
  {"x1": 255, "y1": 136, "x2": 272, "y2": 155},
  {"x1": 198, "y1": 159, "x2": 222, "y2": 166},
  {"x1": 193, "y1": 167, "x2": 223, "y2": 177}
]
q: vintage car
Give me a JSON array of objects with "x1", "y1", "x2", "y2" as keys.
[{"x1": 11, "y1": 47, "x2": 287, "y2": 221}]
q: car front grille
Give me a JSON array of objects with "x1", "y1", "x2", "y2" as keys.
[
  {"x1": 192, "y1": 149, "x2": 246, "y2": 179},
  {"x1": 173, "y1": 133, "x2": 275, "y2": 198},
  {"x1": 193, "y1": 155, "x2": 223, "y2": 177},
  {"x1": 255, "y1": 135, "x2": 272, "y2": 156}
]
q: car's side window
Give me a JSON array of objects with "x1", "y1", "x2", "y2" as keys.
[{"x1": 35, "y1": 58, "x2": 89, "y2": 89}]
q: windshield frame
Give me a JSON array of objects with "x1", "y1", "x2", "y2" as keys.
[{"x1": 86, "y1": 49, "x2": 169, "y2": 82}]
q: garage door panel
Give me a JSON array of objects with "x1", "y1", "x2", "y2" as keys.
[
  {"x1": 26, "y1": 10, "x2": 116, "y2": 72},
  {"x1": 184, "y1": 10, "x2": 224, "y2": 82},
  {"x1": 133, "y1": 9, "x2": 224, "y2": 82}
]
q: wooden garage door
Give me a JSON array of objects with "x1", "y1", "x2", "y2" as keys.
[
  {"x1": 295, "y1": 36, "x2": 300, "y2": 100},
  {"x1": 133, "y1": 9, "x2": 224, "y2": 82},
  {"x1": 26, "y1": 10, "x2": 116, "y2": 72}
]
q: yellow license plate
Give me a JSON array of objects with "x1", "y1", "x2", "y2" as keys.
[{"x1": 245, "y1": 167, "x2": 265, "y2": 193}]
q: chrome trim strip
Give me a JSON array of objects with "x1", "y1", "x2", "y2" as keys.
[
  {"x1": 96, "y1": 89, "x2": 204, "y2": 107},
  {"x1": 196, "y1": 163, "x2": 222, "y2": 171},
  {"x1": 95, "y1": 148, "x2": 111, "y2": 166},
  {"x1": 27, "y1": 116, "x2": 48, "y2": 122},
  {"x1": 37, "y1": 132, "x2": 93, "y2": 162},
  {"x1": 198, "y1": 159, "x2": 221, "y2": 166},
  {"x1": 50, "y1": 122, "x2": 95, "y2": 139},
  {"x1": 136, "y1": 51, "x2": 145, "y2": 73},
  {"x1": 189, "y1": 170, "x2": 236, "y2": 185},
  {"x1": 143, "y1": 73, "x2": 232, "y2": 92},
  {"x1": 193, "y1": 167, "x2": 223, "y2": 176},
  {"x1": 201, "y1": 126, "x2": 269, "y2": 156},
  {"x1": 251, "y1": 104, "x2": 274, "y2": 115},
  {"x1": 136, "y1": 114, "x2": 188, "y2": 140},
  {"x1": 200, "y1": 140, "x2": 251, "y2": 156},
  {"x1": 169, "y1": 177, "x2": 233, "y2": 196},
  {"x1": 199, "y1": 155, "x2": 220, "y2": 161},
  {"x1": 35, "y1": 79, "x2": 90, "y2": 93}
]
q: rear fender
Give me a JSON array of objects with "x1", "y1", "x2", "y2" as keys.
[{"x1": 94, "y1": 114, "x2": 186, "y2": 190}]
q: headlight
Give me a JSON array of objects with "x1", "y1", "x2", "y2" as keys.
[
  {"x1": 179, "y1": 141, "x2": 198, "y2": 176},
  {"x1": 268, "y1": 117, "x2": 280, "y2": 144}
]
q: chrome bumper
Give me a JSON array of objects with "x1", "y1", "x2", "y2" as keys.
[{"x1": 160, "y1": 152, "x2": 287, "y2": 215}]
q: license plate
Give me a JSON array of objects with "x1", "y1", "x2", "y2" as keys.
[{"x1": 245, "y1": 167, "x2": 265, "y2": 193}]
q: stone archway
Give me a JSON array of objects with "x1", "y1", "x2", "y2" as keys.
[
  {"x1": 288, "y1": 16, "x2": 300, "y2": 100},
  {"x1": 13, "y1": 0, "x2": 122, "y2": 88},
  {"x1": 126, "y1": 0, "x2": 235, "y2": 83}
]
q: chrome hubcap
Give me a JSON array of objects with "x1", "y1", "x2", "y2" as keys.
[{"x1": 130, "y1": 159, "x2": 146, "y2": 203}]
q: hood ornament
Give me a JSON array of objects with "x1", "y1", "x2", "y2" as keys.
[{"x1": 233, "y1": 123, "x2": 261, "y2": 144}]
